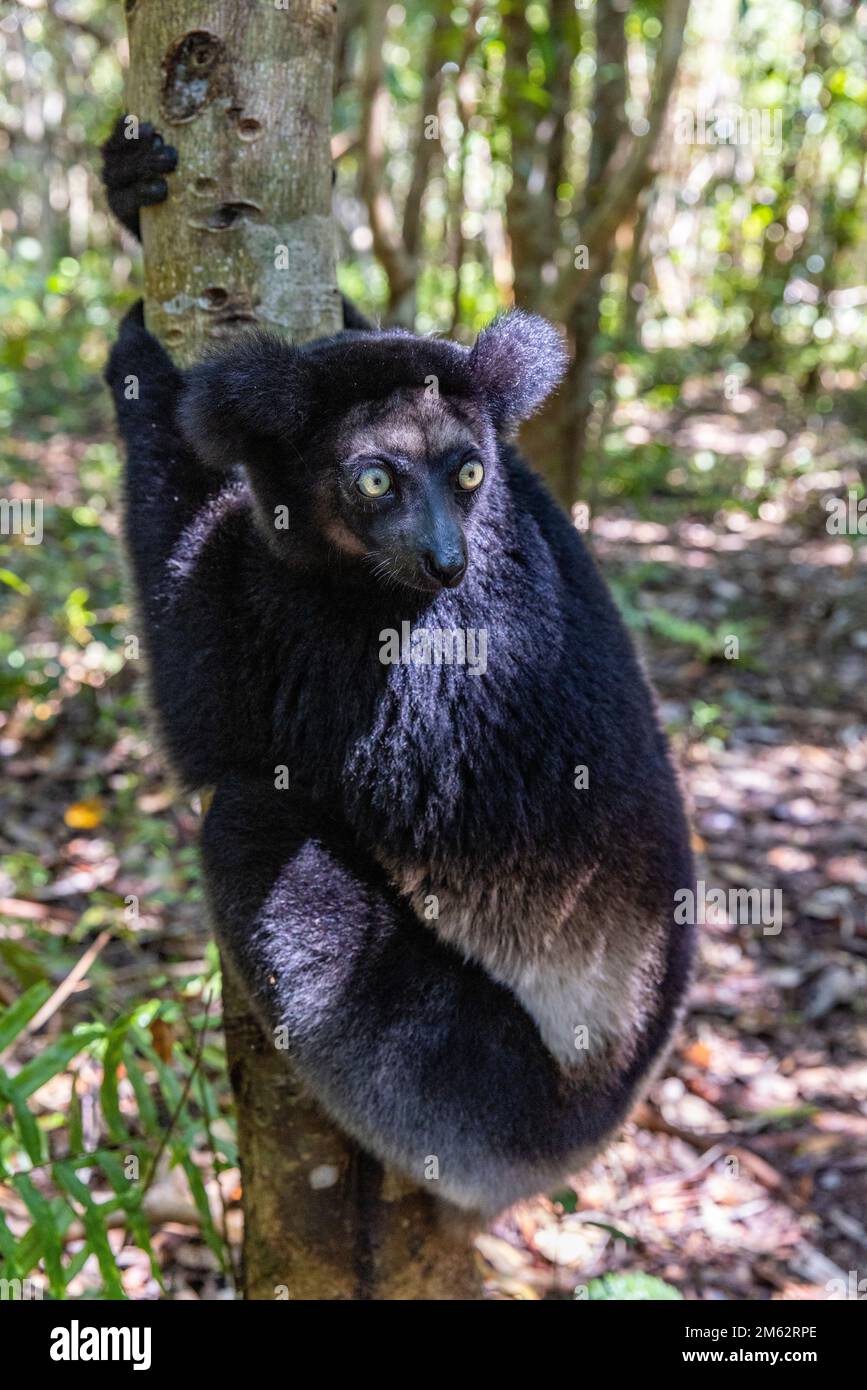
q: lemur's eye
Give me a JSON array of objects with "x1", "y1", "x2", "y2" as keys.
[
  {"x1": 458, "y1": 459, "x2": 484, "y2": 492},
  {"x1": 357, "y1": 466, "x2": 392, "y2": 498}
]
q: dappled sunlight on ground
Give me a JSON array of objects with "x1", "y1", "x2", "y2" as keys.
[
  {"x1": 2, "y1": 410, "x2": 865, "y2": 1298},
  {"x1": 481, "y1": 492, "x2": 867, "y2": 1299}
]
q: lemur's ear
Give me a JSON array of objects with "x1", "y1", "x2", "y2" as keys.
[
  {"x1": 469, "y1": 310, "x2": 568, "y2": 431},
  {"x1": 178, "y1": 335, "x2": 312, "y2": 471}
]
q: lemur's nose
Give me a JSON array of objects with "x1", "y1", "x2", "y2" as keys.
[{"x1": 422, "y1": 551, "x2": 467, "y2": 589}]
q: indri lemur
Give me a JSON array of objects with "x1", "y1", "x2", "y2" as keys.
[{"x1": 102, "y1": 119, "x2": 695, "y2": 1214}]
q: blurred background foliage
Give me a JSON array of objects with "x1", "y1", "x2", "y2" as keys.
[
  {"x1": 5, "y1": 0, "x2": 867, "y2": 447},
  {"x1": 1, "y1": 0, "x2": 866, "y2": 1300}
]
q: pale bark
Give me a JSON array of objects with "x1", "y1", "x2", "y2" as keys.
[
  {"x1": 125, "y1": 0, "x2": 340, "y2": 364},
  {"x1": 125, "y1": 0, "x2": 482, "y2": 1299}
]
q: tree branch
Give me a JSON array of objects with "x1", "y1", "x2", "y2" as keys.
[
  {"x1": 359, "y1": 0, "x2": 416, "y2": 314},
  {"x1": 402, "y1": 14, "x2": 450, "y2": 260},
  {"x1": 558, "y1": 0, "x2": 690, "y2": 309}
]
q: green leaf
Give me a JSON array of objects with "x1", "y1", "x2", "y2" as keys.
[
  {"x1": 0, "y1": 982, "x2": 52, "y2": 1053},
  {"x1": 179, "y1": 1153, "x2": 226, "y2": 1272},
  {"x1": 13, "y1": 1026, "x2": 101, "y2": 1099},
  {"x1": 13, "y1": 1195, "x2": 76, "y2": 1279},
  {"x1": 98, "y1": 1149, "x2": 165, "y2": 1291},
  {"x1": 0, "y1": 1207, "x2": 22, "y2": 1279},
  {"x1": 0, "y1": 568, "x2": 31, "y2": 596},
  {"x1": 0, "y1": 940, "x2": 50, "y2": 989},
  {"x1": 586, "y1": 1272, "x2": 683, "y2": 1301},
  {"x1": 68, "y1": 1078, "x2": 84, "y2": 1156},
  {"x1": 100, "y1": 1019, "x2": 132, "y2": 1143},
  {"x1": 14, "y1": 1173, "x2": 65, "y2": 1296},
  {"x1": 0, "y1": 1075, "x2": 44, "y2": 1163},
  {"x1": 121, "y1": 1050, "x2": 159, "y2": 1136},
  {"x1": 54, "y1": 1161, "x2": 125, "y2": 1299},
  {"x1": 132, "y1": 1030, "x2": 185, "y2": 1115}
]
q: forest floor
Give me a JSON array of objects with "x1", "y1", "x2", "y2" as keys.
[
  {"x1": 1, "y1": 381, "x2": 865, "y2": 1300},
  {"x1": 487, "y1": 383, "x2": 867, "y2": 1299}
]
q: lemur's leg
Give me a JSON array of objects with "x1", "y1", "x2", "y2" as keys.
[
  {"x1": 101, "y1": 118, "x2": 178, "y2": 241},
  {"x1": 203, "y1": 776, "x2": 690, "y2": 1215}
]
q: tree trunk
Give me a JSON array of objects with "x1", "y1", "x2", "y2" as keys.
[
  {"x1": 511, "y1": 0, "x2": 690, "y2": 508},
  {"x1": 527, "y1": 0, "x2": 626, "y2": 508},
  {"x1": 125, "y1": 0, "x2": 340, "y2": 364},
  {"x1": 502, "y1": 0, "x2": 580, "y2": 311},
  {"x1": 222, "y1": 958, "x2": 481, "y2": 1300},
  {"x1": 358, "y1": 0, "x2": 416, "y2": 325},
  {"x1": 517, "y1": 0, "x2": 625, "y2": 507},
  {"x1": 124, "y1": 0, "x2": 482, "y2": 1300}
]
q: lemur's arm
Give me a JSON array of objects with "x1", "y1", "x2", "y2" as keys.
[
  {"x1": 101, "y1": 118, "x2": 369, "y2": 787},
  {"x1": 100, "y1": 117, "x2": 373, "y2": 331},
  {"x1": 105, "y1": 301, "x2": 223, "y2": 554},
  {"x1": 203, "y1": 775, "x2": 689, "y2": 1215},
  {"x1": 106, "y1": 305, "x2": 277, "y2": 787}
]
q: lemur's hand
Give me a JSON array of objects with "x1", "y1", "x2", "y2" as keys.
[
  {"x1": 101, "y1": 117, "x2": 178, "y2": 241},
  {"x1": 105, "y1": 299, "x2": 182, "y2": 417}
]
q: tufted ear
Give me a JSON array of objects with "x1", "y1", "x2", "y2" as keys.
[
  {"x1": 469, "y1": 310, "x2": 568, "y2": 432},
  {"x1": 178, "y1": 335, "x2": 313, "y2": 471}
]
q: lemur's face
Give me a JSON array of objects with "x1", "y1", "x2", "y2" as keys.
[
  {"x1": 178, "y1": 311, "x2": 568, "y2": 592},
  {"x1": 322, "y1": 390, "x2": 491, "y2": 593}
]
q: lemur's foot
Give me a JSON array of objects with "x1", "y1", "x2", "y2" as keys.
[{"x1": 101, "y1": 117, "x2": 178, "y2": 240}]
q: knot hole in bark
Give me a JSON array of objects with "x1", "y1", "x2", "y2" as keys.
[
  {"x1": 162, "y1": 30, "x2": 227, "y2": 123},
  {"x1": 188, "y1": 200, "x2": 263, "y2": 231},
  {"x1": 202, "y1": 287, "x2": 229, "y2": 308},
  {"x1": 205, "y1": 288, "x2": 260, "y2": 333},
  {"x1": 237, "y1": 118, "x2": 263, "y2": 142}
]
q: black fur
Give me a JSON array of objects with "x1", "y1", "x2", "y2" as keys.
[
  {"x1": 470, "y1": 310, "x2": 567, "y2": 430},
  {"x1": 102, "y1": 121, "x2": 695, "y2": 1214},
  {"x1": 101, "y1": 119, "x2": 178, "y2": 242},
  {"x1": 177, "y1": 315, "x2": 565, "y2": 475},
  {"x1": 203, "y1": 776, "x2": 692, "y2": 1214}
]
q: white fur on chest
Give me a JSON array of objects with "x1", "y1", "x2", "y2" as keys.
[
  {"x1": 509, "y1": 951, "x2": 628, "y2": 1066},
  {"x1": 388, "y1": 863, "x2": 642, "y2": 1069}
]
